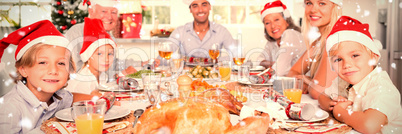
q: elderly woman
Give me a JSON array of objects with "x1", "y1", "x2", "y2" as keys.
[{"x1": 258, "y1": 0, "x2": 306, "y2": 77}]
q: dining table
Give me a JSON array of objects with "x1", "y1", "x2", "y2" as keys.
[{"x1": 41, "y1": 67, "x2": 355, "y2": 134}]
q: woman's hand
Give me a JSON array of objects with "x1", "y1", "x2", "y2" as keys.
[
  {"x1": 259, "y1": 60, "x2": 274, "y2": 69},
  {"x1": 122, "y1": 66, "x2": 137, "y2": 75}
]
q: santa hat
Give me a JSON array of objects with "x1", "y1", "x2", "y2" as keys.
[
  {"x1": 79, "y1": 0, "x2": 119, "y2": 10},
  {"x1": 326, "y1": 16, "x2": 382, "y2": 57},
  {"x1": 183, "y1": 0, "x2": 210, "y2": 6},
  {"x1": 80, "y1": 17, "x2": 116, "y2": 62},
  {"x1": 260, "y1": 0, "x2": 290, "y2": 21},
  {"x1": 0, "y1": 20, "x2": 69, "y2": 63}
]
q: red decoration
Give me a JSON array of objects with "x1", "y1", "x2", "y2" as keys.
[
  {"x1": 120, "y1": 13, "x2": 142, "y2": 38},
  {"x1": 71, "y1": 19, "x2": 76, "y2": 25},
  {"x1": 61, "y1": 25, "x2": 67, "y2": 30},
  {"x1": 56, "y1": 1, "x2": 61, "y2": 5},
  {"x1": 58, "y1": 10, "x2": 63, "y2": 15}
]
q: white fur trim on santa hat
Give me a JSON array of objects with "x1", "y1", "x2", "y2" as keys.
[
  {"x1": 326, "y1": 30, "x2": 381, "y2": 57},
  {"x1": 80, "y1": 38, "x2": 116, "y2": 62},
  {"x1": 330, "y1": 0, "x2": 343, "y2": 6},
  {"x1": 16, "y1": 36, "x2": 70, "y2": 61},
  {"x1": 261, "y1": 7, "x2": 290, "y2": 21},
  {"x1": 183, "y1": 0, "x2": 210, "y2": 6}
]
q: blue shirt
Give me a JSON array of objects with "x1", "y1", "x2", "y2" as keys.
[
  {"x1": 168, "y1": 21, "x2": 238, "y2": 59},
  {"x1": 0, "y1": 81, "x2": 73, "y2": 133}
]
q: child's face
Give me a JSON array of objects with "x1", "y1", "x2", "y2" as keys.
[
  {"x1": 88, "y1": 44, "x2": 114, "y2": 72},
  {"x1": 330, "y1": 41, "x2": 378, "y2": 85},
  {"x1": 18, "y1": 46, "x2": 71, "y2": 93}
]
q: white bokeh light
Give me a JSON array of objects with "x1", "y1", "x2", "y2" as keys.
[
  {"x1": 0, "y1": 97, "x2": 3, "y2": 104},
  {"x1": 19, "y1": 117, "x2": 33, "y2": 130},
  {"x1": 391, "y1": 63, "x2": 396, "y2": 69}
]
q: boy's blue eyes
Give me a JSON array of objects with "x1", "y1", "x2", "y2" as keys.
[{"x1": 39, "y1": 61, "x2": 46, "y2": 64}]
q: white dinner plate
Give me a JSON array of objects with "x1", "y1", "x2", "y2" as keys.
[
  {"x1": 186, "y1": 62, "x2": 214, "y2": 67},
  {"x1": 284, "y1": 109, "x2": 329, "y2": 123},
  {"x1": 55, "y1": 106, "x2": 131, "y2": 122},
  {"x1": 233, "y1": 65, "x2": 265, "y2": 71},
  {"x1": 238, "y1": 80, "x2": 273, "y2": 86}
]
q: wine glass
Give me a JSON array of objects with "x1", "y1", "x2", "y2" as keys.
[
  {"x1": 209, "y1": 43, "x2": 220, "y2": 73},
  {"x1": 158, "y1": 42, "x2": 173, "y2": 75},
  {"x1": 170, "y1": 50, "x2": 184, "y2": 78},
  {"x1": 233, "y1": 48, "x2": 245, "y2": 81}
]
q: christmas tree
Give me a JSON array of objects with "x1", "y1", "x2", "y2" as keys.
[{"x1": 51, "y1": 0, "x2": 88, "y2": 33}]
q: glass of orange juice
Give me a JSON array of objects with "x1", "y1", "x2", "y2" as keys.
[
  {"x1": 71, "y1": 100, "x2": 107, "y2": 134},
  {"x1": 218, "y1": 61, "x2": 231, "y2": 82},
  {"x1": 282, "y1": 78, "x2": 303, "y2": 103}
]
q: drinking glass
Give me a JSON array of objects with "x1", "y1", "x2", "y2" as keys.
[
  {"x1": 170, "y1": 51, "x2": 184, "y2": 78},
  {"x1": 282, "y1": 78, "x2": 303, "y2": 103},
  {"x1": 233, "y1": 48, "x2": 245, "y2": 81},
  {"x1": 71, "y1": 100, "x2": 106, "y2": 134},
  {"x1": 158, "y1": 42, "x2": 173, "y2": 75},
  {"x1": 209, "y1": 43, "x2": 220, "y2": 73},
  {"x1": 141, "y1": 73, "x2": 162, "y2": 105},
  {"x1": 218, "y1": 60, "x2": 231, "y2": 82}
]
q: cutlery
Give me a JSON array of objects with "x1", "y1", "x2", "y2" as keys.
[
  {"x1": 284, "y1": 124, "x2": 329, "y2": 132},
  {"x1": 132, "y1": 109, "x2": 144, "y2": 128}
]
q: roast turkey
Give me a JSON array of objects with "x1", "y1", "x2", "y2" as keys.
[{"x1": 133, "y1": 88, "x2": 270, "y2": 134}]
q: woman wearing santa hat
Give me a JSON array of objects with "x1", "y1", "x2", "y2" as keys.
[
  {"x1": 288, "y1": 0, "x2": 345, "y2": 99},
  {"x1": 66, "y1": 17, "x2": 117, "y2": 95},
  {"x1": 257, "y1": 0, "x2": 306, "y2": 77}
]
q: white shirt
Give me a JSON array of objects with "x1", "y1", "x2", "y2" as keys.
[
  {"x1": 0, "y1": 81, "x2": 73, "y2": 134},
  {"x1": 258, "y1": 29, "x2": 306, "y2": 76},
  {"x1": 327, "y1": 67, "x2": 402, "y2": 133},
  {"x1": 66, "y1": 67, "x2": 108, "y2": 95}
]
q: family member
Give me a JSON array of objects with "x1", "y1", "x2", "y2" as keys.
[
  {"x1": 66, "y1": 18, "x2": 116, "y2": 95},
  {"x1": 0, "y1": 20, "x2": 76, "y2": 133},
  {"x1": 320, "y1": 16, "x2": 402, "y2": 133},
  {"x1": 65, "y1": 0, "x2": 157, "y2": 79},
  {"x1": 168, "y1": 0, "x2": 238, "y2": 61},
  {"x1": 287, "y1": 0, "x2": 343, "y2": 99},
  {"x1": 258, "y1": 0, "x2": 306, "y2": 76}
]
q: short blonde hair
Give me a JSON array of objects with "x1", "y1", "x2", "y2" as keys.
[
  {"x1": 13, "y1": 43, "x2": 76, "y2": 84},
  {"x1": 328, "y1": 42, "x2": 375, "y2": 58}
]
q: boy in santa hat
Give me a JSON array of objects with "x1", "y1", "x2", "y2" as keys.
[
  {"x1": 0, "y1": 20, "x2": 114, "y2": 133},
  {"x1": 66, "y1": 17, "x2": 116, "y2": 95},
  {"x1": 318, "y1": 16, "x2": 402, "y2": 133},
  {"x1": 0, "y1": 20, "x2": 76, "y2": 133}
]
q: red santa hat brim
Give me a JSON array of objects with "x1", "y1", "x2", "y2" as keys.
[
  {"x1": 0, "y1": 20, "x2": 69, "y2": 62},
  {"x1": 326, "y1": 16, "x2": 382, "y2": 57},
  {"x1": 260, "y1": 1, "x2": 290, "y2": 21},
  {"x1": 80, "y1": 18, "x2": 116, "y2": 62}
]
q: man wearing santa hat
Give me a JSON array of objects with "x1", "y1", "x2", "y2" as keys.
[
  {"x1": 168, "y1": 0, "x2": 238, "y2": 61},
  {"x1": 65, "y1": 0, "x2": 155, "y2": 81}
]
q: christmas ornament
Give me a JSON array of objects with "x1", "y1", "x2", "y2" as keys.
[
  {"x1": 61, "y1": 25, "x2": 67, "y2": 30},
  {"x1": 68, "y1": 10, "x2": 74, "y2": 15},
  {"x1": 58, "y1": 10, "x2": 63, "y2": 15},
  {"x1": 71, "y1": 19, "x2": 76, "y2": 25},
  {"x1": 57, "y1": 1, "x2": 61, "y2": 5}
]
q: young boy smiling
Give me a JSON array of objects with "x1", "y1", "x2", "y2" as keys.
[{"x1": 319, "y1": 16, "x2": 402, "y2": 133}]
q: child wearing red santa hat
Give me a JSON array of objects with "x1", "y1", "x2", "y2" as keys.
[
  {"x1": 0, "y1": 20, "x2": 76, "y2": 133},
  {"x1": 66, "y1": 17, "x2": 116, "y2": 95},
  {"x1": 318, "y1": 16, "x2": 402, "y2": 133}
]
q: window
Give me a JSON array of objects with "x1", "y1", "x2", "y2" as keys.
[{"x1": 0, "y1": 0, "x2": 52, "y2": 27}]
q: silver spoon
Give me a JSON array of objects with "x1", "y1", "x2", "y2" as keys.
[{"x1": 132, "y1": 109, "x2": 144, "y2": 128}]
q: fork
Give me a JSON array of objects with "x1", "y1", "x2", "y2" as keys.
[{"x1": 284, "y1": 124, "x2": 329, "y2": 132}]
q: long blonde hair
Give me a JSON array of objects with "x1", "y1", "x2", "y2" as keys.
[
  {"x1": 13, "y1": 43, "x2": 76, "y2": 86},
  {"x1": 301, "y1": 3, "x2": 342, "y2": 77}
]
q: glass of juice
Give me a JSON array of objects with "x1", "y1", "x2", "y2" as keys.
[
  {"x1": 282, "y1": 78, "x2": 303, "y2": 103},
  {"x1": 218, "y1": 60, "x2": 231, "y2": 82},
  {"x1": 71, "y1": 100, "x2": 106, "y2": 134}
]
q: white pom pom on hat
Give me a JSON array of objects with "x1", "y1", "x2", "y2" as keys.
[
  {"x1": 326, "y1": 16, "x2": 382, "y2": 57},
  {"x1": 260, "y1": 0, "x2": 290, "y2": 21},
  {"x1": 80, "y1": 18, "x2": 116, "y2": 62}
]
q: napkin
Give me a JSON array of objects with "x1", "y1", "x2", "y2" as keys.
[{"x1": 45, "y1": 121, "x2": 129, "y2": 134}]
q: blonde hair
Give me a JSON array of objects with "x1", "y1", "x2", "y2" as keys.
[
  {"x1": 13, "y1": 43, "x2": 76, "y2": 85},
  {"x1": 301, "y1": 3, "x2": 342, "y2": 77}
]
